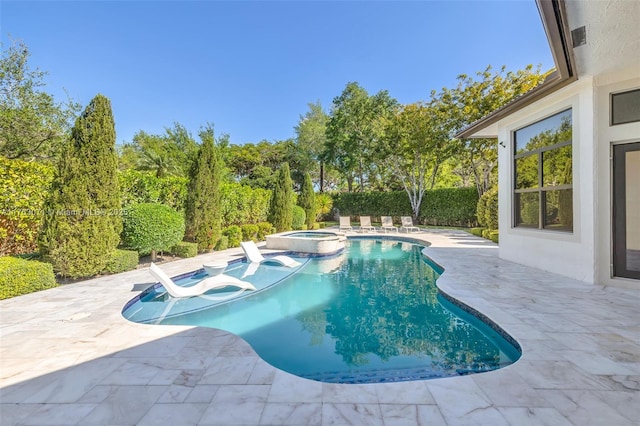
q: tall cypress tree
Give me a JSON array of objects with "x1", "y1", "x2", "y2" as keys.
[
  {"x1": 39, "y1": 94, "x2": 121, "y2": 278},
  {"x1": 268, "y1": 162, "x2": 293, "y2": 232},
  {"x1": 185, "y1": 127, "x2": 223, "y2": 251},
  {"x1": 298, "y1": 172, "x2": 316, "y2": 229}
]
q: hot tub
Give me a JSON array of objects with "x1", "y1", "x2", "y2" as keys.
[{"x1": 266, "y1": 231, "x2": 346, "y2": 255}]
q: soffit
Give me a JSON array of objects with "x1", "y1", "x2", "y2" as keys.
[
  {"x1": 456, "y1": 0, "x2": 639, "y2": 139},
  {"x1": 566, "y1": 0, "x2": 640, "y2": 78}
]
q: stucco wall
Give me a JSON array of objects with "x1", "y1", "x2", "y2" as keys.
[
  {"x1": 494, "y1": 68, "x2": 640, "y2": 287},
  {"x1": 595, "y1": 69, "x2": 640, "y2": 288},
  {"x1": 496, "y1": 78, "x2": 597, "y2": 284}
]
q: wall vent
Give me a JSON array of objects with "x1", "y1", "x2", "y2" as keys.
[{"x1": 571, "y1": 26, "x2": 587, "y2": 47}]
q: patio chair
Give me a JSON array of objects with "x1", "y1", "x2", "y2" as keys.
[
  {"x1": 240, "y1": 240, "x2": 301, "y2": 267},
  {"x1": 381, "y1": 216, "x2": 398, "y2": 233},
  {"x1": 149, "y1": 262, "x2": 255, "y2": 298},
  {"x1": 339, "y1": 216, "x2": 353, "y2": 232},
  {"x1": 359, "y1": 216, "x2": 376, "y2": 232},
  {"x1": 400, "y1": 216, "x2": 420, "y2": 233}
]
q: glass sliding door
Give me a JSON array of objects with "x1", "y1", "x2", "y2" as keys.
[{"x1": 613, "y1": 142, "x2": 640, "y2": 280}]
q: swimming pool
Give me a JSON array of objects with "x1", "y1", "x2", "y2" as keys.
[
  {"x1": 265, "y1": 230, "x2": 345, "y2": 254},
  {"x1": 123, "y1": 238, "x2": 520, "y2": 383},
  {"x1": 285, "y1": 231, "x2": 338, "y2": 238}
]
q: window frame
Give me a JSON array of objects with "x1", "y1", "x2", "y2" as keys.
[
  {"x1": 610, "y1": 88, "x2": 640, "y2": 126},
  {"x1": 512, "y1": 108, "x2": 573, "y2": 232}
]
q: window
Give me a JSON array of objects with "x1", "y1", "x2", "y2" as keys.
[
  {"x1": 513, "y1": 109, "x2": 572, "y2": 231},
  {"x1": 611, "y1": 89, "x2": 640, "y2": 126}
]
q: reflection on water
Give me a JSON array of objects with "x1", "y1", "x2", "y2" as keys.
[{"x1": 124, "y1": 239, "x2": 520, "y2": 383}]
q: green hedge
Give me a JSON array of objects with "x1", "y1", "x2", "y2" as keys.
[
  {"x1": 220, "y1": 183, "x2": 271, "y2": 227},
  {"x1": 256, "y1": 222, "x2": 275, "y2": 240},
  {"x1": 0, "y1": 257, "x2": 57, "y2": 299},
  {"x1": 477, "y1": 187, "x2": 498, "y2": 230},
  {"x1": 170, "y1": 241, "x2": 198, "y2": 258},
  {"x1": 241, "y1": 224, "x2": 259, "y2": 242},
  {"x1": 215, "y1": 235, "x2": 229, "y2": 251},
  {"x1": 104, "y1": 249, "x2": 139, "y2": 274},
  {"x1": 292, "y1": 205, "x2": 306, "y2": 230},
  {"x1": 223, "y1": 225, "x2": 242, "y2": 248},
  {"x1": 0, "y1": 157, "x2": 54, "y2": 256},
  {"x1": 469, "y1": 227, "x2": 485, "y2": 237},
  {"x1": 119, "y1": 169, "x2": 188, "y2": 212},
  {"x1": 332, "y1": 188, "x2": 479, "y2": 227},
  {"x1": 122, "y1": 203, "x2": 185, "y2": 256}
]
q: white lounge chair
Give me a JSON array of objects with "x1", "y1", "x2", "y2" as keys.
[
  {"x1": 339, "y1": 216, "x2": 353, "y2": 231},
  {"x1": 400, "y1": 216, "x2": 420, "y2": 233},
  {"x1": 240, "y1": 240, "x2": 301, "y2": 267},
  {"x1": 381, "y1": 216, "x2": 398, "y2": 233},
  {"x1": 359, "y1": 216, "x2": 376, "y2": 232},
  {"x1": 149, "y1": 262, "x2": 256, "y2": 298}
]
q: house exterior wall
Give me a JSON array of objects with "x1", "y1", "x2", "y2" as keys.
[
  {"x1": 595, "y1": 68, "x2": 640, "y2": 288},
  {"x1": 496, "y1": 78, "x2": 597, "y2": 283},
  {"x1": 495, "y1": 67, "x2": 639, "y2": 287}
]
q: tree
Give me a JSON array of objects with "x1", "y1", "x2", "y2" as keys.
[
  {"x1": 131, "y1": 131, "x2": 182, "y2": 178},
  {"x1": 268, "y1": 162, "x2": 293, "y2": 232},
  {"x1": 0, "y1": 39, "x2": 80, "y2": 161},
  {"x1": 117, "y1": 122, "x2": 200, "y2": 177},
  {"x1": 225, "y1": 138, "x2": 310, "y2": 191},
  {"x1": 184, "y1": 125, "x2": 225, "y2": 251},
  {"x1": 122, "y1": 203, "x2": 185, "y2": 261},
  {"x1": 298, "y1": 172, "x2": 316, "y2": 229},
  {"x1": 39, "y1": 94, "x2": 122, "y2": 278},
  {"x1": 165, "y1": 122, "x2": 200, "y2": 171},
  {"x1": 295, "y1": 101, "x2": 328, "y2": 191},
  {"x1": 381, "y1": 102, "x2": 455, "y2": 219},
  {"x1": 438, "y1": 65, "x2": 548, "y2": 196},
  {"x1": 324, "y1": 82, "x2": 398, "y2": 192}
]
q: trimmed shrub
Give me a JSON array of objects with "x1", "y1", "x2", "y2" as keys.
[
  {"x1": 39, "y1": 94, "x2": 122, "y2": 278},
  {"x1": 420, "y1": 188, "x2": 479, "y2": 227},
  {"x1": 268, "y1": 163, "x2": 293, "y2": 232},
  {"x1": 469, "y1": 227, "x2": 485, "y2": 237},
  {"x1": 332, "y1": 187, "x2": 478, "y2": 227},
  {"x1": 0, "y1": 257, "x2": 57, "y2": 299},
  {"x1": 256, "y1": 222, "x2": 275, "y2": 240},
  {"x1": 103, "y1": 249, "x2": 138, "y2": 274},
  {"x1": 241, "y1": 224, "x2": 259, "y2": 242},
  {"x1": 477, "y1": 187, "x2": 498, "y2": 230},
  {"x1": 333, "y1": 191, "x2": 410, "y2": 218},
  {"x1": 312, "y1": 223, "x2": 320, "y2": 230},
  {"x1": 0, "y1": 157, "x2": 54, "y2": 256},
  {"x1": 185, "y1": 131, "x2": 224, "y2": 251},
  {"x1": 298, "y1": 172, "x2": 316, "y2": 229},
  {"x1": 122, "y1": 203, "x2": 185, "y2": 260},
  {"x1": 220, "y1": 183, "x2": 271, "y2": 227},
  {"x1": 223, "y1": 225, "x2": 242, "y2": 248},
  {"x1": 119, "y1": 169, "x2": 187, "y2": 211},
  {"x1": 214, "y1": 235, "x2": 229, "y2": 251},
  {"x1": 292, "y1": 205, "x2": 306, "y2": 230},
  {"x1": 170, "y1": 241, "x2": 198, "y2": 258},
  {"x1": 488, "y1": 230, "x2": 499, "y2": 244}
]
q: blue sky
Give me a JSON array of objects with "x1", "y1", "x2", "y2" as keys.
[{"x1": 2, "y1": 1, "x2": 554, "y2": 146}]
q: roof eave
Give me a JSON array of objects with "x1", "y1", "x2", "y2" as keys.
[{"x1": 456, "y1": 0, "x2": 578, "y2": 139}]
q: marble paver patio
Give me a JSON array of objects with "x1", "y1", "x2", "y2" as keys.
[{"x1": 1, "y1": 230, "x2": 638, "y2": 425}]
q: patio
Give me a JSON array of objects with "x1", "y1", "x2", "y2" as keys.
[{"x1": 1, "y1": 229, "x2": 638, "y2": 425}]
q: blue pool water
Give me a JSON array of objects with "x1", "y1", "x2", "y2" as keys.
[{"x1": 123, "y1": 239, "x2": 520, "y2": 383}]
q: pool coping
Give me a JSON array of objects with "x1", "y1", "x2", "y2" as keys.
[{"x1": 1, "y1": 229, "x2": 638, "y2": 425}]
